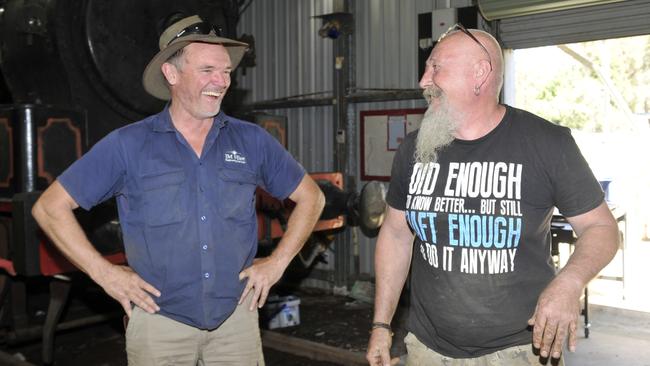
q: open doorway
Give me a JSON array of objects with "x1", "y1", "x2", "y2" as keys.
[{"x1": 505, "y1": 35, "x2": 650, "y2": 312}]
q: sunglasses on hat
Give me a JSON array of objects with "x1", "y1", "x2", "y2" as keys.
[{"x1": 167, "y1": 22, "x2": 223, "y2": 46}]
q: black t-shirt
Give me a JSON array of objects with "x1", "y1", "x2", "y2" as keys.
[{"x1": 386, "y1": 105, "x2": 604, "y2": 358}]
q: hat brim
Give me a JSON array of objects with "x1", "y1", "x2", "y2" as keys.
[{"x1": 142, "y1": 34, "x2": 248, "y2": 100}]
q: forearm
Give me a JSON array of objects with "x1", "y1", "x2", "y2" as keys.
[
  {"x1": 270, "y1": 178, "x2": 325, "y2": 267},
  {"x1": 552, "y1": 201, "x2": 619, "y2": 293},
  {"x1": 556, "y1": 222, "x2": 618, "y2": 291},
  {"x1": 373, "y1": 213, "x2": 414, "y2": 324},
  {"x1": 368, "y1": 221, "x2": 411, "y2": 366},
  {"x1": 32, "y1": 183, "x2": 111, "y2": 281}
]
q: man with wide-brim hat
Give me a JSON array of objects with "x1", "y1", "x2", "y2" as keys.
[
  {"x1": 32, "y1": 14, "x2": 325, "y2": 365},
  {"x1": 142, "y1": 14, "x2": 248, "y2": 101}
]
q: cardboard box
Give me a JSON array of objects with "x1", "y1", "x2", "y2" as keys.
[{"x1": 262, "y1": 295, "x2": 301, "y2": 329}]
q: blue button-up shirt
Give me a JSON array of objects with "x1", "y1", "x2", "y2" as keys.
[{"x1": 58, "y1": 106, "x2": 305, "y2": 329}]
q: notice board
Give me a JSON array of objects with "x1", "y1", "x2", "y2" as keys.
[{"x1": 360, "y1": 108, "x2": 426, "y2": 181}]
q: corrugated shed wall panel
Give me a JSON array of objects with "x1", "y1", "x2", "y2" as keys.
[
  {"x1": 238, "y1": 0, "x2": 335, "y2": 171},
  {"x1": 355, "y1": 0, "x2": 417, "y2": 89},
  {"x1": 352, "y1": 1, "x2": 428, "y2": 278},
  {"x1": 354, "y1": 0, "x2": 477, "y2": 90},
  {"x1": 238, "y1": 0, "x2": 333, "y2": 102},
  {"x1": 287, "y1": 107, "x2": 334, "y2": 172},
  {"x1": 416, "y1": 0, "x2": 437, "y2": 14}
]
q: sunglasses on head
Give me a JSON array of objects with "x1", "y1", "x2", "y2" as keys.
[{"x1": 438, "y1": 23, "x2": 492, "y2": 72}]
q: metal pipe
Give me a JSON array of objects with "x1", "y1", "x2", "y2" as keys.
[
  {"x1": 241, "y1": 96, "x2": 334, "y2": 110},
  {"x1": 17, "y1": 106, "x2": 35, "y2": 192},
  {"x1": 347, "y1": 0, "x2": 360, "y2": 279},
  {"x1": 238, "y1": 89, "x2": 424, "y2": 111},
  {"x1": 332, "y1": 0, "x2": 352, "y2": 289},
  {"x1": 347, "y1": 89, "x2": 423, "y2": 103}
]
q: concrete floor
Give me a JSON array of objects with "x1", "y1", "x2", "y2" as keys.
[
  {"x1": 0, "y1": 239, "x2": 648, "y2": 365},
  {"x1": 0, "y1": 289, "x2": 649, "y2": 366},
  {"x1": 563, "y1": 305, "x2": 650, "y2": 366},
  {"x1": 547, "y1": 235, "x2": 650, "y2": 366}
]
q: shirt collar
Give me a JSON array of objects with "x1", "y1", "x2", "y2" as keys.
[
  {"x1": 152, "y1": 104, "x2": 175, "y2": 132},
  {"x1": 213, "y1": 111, "x2": 228, "y2": 129},
  {"x1": 153, "y1": 104, "x2": 229, "y2": 133}
]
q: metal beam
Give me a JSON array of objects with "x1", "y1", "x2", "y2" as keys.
[
  {"x1": 241, "y1": 96, "x2": 334, "y2": 110},
  {"x1": 347, "y1": 89, "x2": 423, "y2": 103},
  {"x1": 238, "y1": 89, "x2": 423, "y2": 111},
  {"x1": 332, "y1": 0, "x2": 351, "y2": 289}
]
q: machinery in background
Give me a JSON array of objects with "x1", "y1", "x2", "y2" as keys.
[{"x1": 258, "y1": 175, "x2": 386, "y2": 269}]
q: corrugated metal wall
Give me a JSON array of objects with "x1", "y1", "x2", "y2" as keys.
[
  {"x1": 238, "y1": 0, "x2": 470, "y2": 285},
  {"x1": 355, "y1": 0, "x2": 435, "y2": 89},
  {"x1": 238, "y1": 0, "x2": 335, "y2": 172}
]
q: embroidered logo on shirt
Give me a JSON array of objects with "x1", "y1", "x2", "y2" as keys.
[{"x1": 225, "y1": 150, "x2": 247, "y2": 164}]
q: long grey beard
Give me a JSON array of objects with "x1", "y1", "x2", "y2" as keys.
[{"x1": 415, "y1": 90, "x2": 459, "y2": 164}]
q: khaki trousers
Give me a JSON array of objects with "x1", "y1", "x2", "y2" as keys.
[
  {"x1": 404, "y1": 332, "x2": 565, "y2": 366},
  {"x1": 126, "y1": 297, "x2": 264, "y2": 366}
]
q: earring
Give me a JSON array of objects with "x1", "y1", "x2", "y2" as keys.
[{"x1": 474, "y1": 85, "x2": 480, "y2": 96}]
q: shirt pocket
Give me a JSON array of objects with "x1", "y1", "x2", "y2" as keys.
[
  {"x1": 216, "y1": 168, "x2": 257, "y2": 220},
  {"x1": 141, "y1": 170, "x2": 188, "y2": 226}
]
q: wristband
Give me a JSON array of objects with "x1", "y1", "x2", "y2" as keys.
[{"x1": 371, "y1": 322, "x2": 394, "y2": 336}]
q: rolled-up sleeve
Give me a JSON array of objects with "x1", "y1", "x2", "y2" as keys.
[{"x1": 258, "y1": 130, "x2": 305, "y2": 200}]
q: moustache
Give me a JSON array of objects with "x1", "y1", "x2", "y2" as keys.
[{"x1": 423, "y1": 87, "x2": 443, "y2": 104}]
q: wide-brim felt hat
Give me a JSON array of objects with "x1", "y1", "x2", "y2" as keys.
[{"x1": 142, "y1": 15, "x2": 249, "y2": 100}]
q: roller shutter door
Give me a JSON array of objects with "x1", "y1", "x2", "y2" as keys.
[{"x1": 496, "y1": 0, "x2": 650, "y2": 49}]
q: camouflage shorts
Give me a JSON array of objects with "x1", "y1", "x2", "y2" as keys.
[{"x1": 404, "y1": 332, "x2": 565, "y2": 366}]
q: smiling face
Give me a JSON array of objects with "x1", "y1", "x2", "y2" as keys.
[
  {"x1": 162, "y1": 42, "x2": 232, "y2": 121},
  {"x1": 415, "y1": 33, "x2": 487, "y2": 163},
  {"x1": 419, "y1": 33, "x2": 481, "y2": 111},
  {"x1": 420, "y1": 30, "x2": 503, "y2": 109}
]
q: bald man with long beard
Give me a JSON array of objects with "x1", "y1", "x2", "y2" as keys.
[{"x1": 366, "y1": 25, "x2": 619, "y2": 366}]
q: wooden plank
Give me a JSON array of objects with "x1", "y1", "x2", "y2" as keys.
[{"x1": 262, "y1": 330, "x2": 367, "y2": 366}]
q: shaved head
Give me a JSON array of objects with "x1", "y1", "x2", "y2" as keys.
[
  {"x1": 437, "y1": 29, "x2": 504, "y2": 98},
  {"x1": 471, "y1": 30, "x2": 504, "y2": 96}
]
